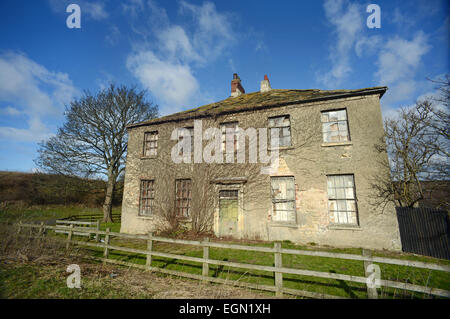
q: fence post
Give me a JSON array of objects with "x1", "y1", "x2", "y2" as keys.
[
  {"x1": 363, "y1": 249, "x2": 378, "y2": 299},
  {"x1": 17, "y1": 221, "x2": 22, "y2": 235},
  {"x1": 104, "y1": 227, "x2": 110, "y2": 260},
  {"x1": 38, "y1": 222, "x2": 44, "y2": 236},
  {"x1": 66, "y1": 224, "x2": 74, "y2": 250},
  {"x1": 274, "y1": 242, "x2": 283, "y2": 297},
  {"x1": 202, "y1": 237, "x2": 210, "y2": 283},
  {"x1": 146, "y1": 232, "x2": 153, "y2": 269},
  {"x1": 95, "y1": 220, "x2": 100, "y2": 242}
]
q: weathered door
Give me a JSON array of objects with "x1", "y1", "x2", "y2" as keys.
[{"x1": 219, "y1": 190, "x2": 239, "y2": 237}]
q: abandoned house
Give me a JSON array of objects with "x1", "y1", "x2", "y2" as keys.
[{"x1": 120, "y1": 74, "x2": 402, "y2": 251}]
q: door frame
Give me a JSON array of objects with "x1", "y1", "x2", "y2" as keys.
[{"x1": 213, "y1": 183, "x2": 244, "y2": 238}]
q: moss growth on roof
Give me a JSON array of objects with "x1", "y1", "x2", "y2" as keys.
[{"x1": 129, "y1": 87, "x2": 387, "y2": 128}]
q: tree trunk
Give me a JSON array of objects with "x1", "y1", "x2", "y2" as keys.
[{"x1": 103, "y1": 174, "x2": 115, "y2": 223}]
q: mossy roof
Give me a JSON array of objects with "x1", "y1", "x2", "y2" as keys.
[{"x1": 128, "y1": 86, "x2": 387, "y2": 129}]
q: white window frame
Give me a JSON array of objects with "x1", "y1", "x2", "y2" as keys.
[
  {"x1": 321, "y1": 109, "x2": 350, "y2": 143},
  {"x1": 327, "y1": 174, "x2": 359, "y2": 225},
  {"x1": 268, "y1": 115, "x2": 292, "y2": 148},
  {"x1": 270, "y1": 176, "x2": 297, "y2": 224}
]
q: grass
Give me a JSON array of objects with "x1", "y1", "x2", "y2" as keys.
[
  {"x1": 2, "y1": 206, "x2": 450, "y2": 299},
  {"x1": 0, "y1": 205, "x2": 121, "y2": 223},
  {"x1": 66, "y1": 223, "x2": 450, "y2": 299}
]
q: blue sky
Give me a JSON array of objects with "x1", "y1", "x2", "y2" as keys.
[{"x1": 0, "y1": 0, "x2": 448, "y2": 172}]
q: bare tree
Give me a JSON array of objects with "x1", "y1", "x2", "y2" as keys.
[
  {"x1": 35, "y1": 84, "x2": 158, "y2": 222},
  {"x1": 373, "y1": 98, "x2": 449, "y2": 208}
]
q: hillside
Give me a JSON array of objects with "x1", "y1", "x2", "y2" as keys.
[{"x1": 0, "y1": 171, "x2": 123, "y2": 208}]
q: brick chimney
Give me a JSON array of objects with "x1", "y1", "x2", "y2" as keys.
[
  {"x1": 260, "y1": 74, "x2": 271, "y2": 93},
  {"x1": 231, "y1": 73, "x2": 245, "y2": 97}
]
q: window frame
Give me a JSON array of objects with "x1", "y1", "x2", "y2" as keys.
[
  {"x1": 175, "y1": 179, "x2": 192, "y2": 218},
  {"x1": 220, "y1": 121, "x2": 239, "y2": 154},
  {"x1": 270, "y1": 176, "x2": 297, "y2": 224},
  {"x1": 320, "y1": 109, "x2": 351, "y2": 143},
  {"x1": 268, "y1": 115, "x2": 292, "y2": 148},
  {"x1": 139, "y1": 179, "x2": 155, "y2": 216},
  {"x1": 143, "y1": 131, "x2": 158, "y2": 157},
  {"x1": 326, "y1": 174, "x2": 359, "y2": 226}
]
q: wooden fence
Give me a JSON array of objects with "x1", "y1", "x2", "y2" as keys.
[
  {"x1": 396, "y1": 207, "x2": 450, "y2": 260},
  {"x1": 60, "y1": 213, "x2": 121, "y2": 222},
  {"x1": 17, "y1": 222, "x2": 450, "y2": 299},
  {"x1": 55, "y1": 220, "x2": 100, "y2": 238}
]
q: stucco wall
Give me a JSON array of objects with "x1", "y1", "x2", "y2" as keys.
[{"x1": 120, "y1": 93, "x2": 402, "y2": 251}]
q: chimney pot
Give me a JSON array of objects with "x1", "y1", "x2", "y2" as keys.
[
  {"x1": 231, "y1": 73, "x2": 245, "y2": 97},
  {"x1": 260, "y1": 74, "x2": 272, "y2": 93}
]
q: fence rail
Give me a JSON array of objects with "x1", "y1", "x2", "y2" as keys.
[
  {"x1": 54, "y1": 219, "x2": 100, "y2": 238},
  {"x1": 17, "y1": 222, "x2": 450, "y2": 299}
]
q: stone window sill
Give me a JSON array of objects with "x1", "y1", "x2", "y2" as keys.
[
  {"x1": 321, "y1": 142, "x2": 352, "y2": 147},
  {"x1": 268, "y1": 146, "x2": 294, "y2": 151},
  {"x1": 269, "y1": 222, "x2": 298, "y2": 228},
  {"x1": 137, "y1": 215, "x2": 154, "y2": 220},
  {"x1": 328, "y1": 224, "x2": 362, "y2": 231},
  {"x1": 140, "y1": 155, "x2": 157, "y2": 160}
]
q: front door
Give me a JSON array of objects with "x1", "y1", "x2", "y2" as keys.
[{"x1": 219, "y1": 190, "x2": 239, "y2": 237}]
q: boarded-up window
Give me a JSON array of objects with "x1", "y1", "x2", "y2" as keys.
[
  {"x1": 143, "y1": 131, "x2": 158, "y2": 156},
  {"x1": 175, "y1": 179, "x2": 192, "y2": 218},
  {"x1": 221, "y1": 122, "x2": 239, "y2": 153},
  {"x1": 271, "y1": 176, "x2": 296, "y2": 223},
  {"x1": 327, "y1": 175, "x2": 358, "y2": 225},
  {"x1": 321, "y1": 110, "x2": 350, "y2": 143},
  {"x1": 139, "y1": 180, "x2": 154, "y2": 216},
  {"x1": 269, "y1": 115, "x2": 291, "y2": 147}
]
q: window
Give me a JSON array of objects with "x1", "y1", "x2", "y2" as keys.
[
  {"x1": 327, "y1": 175, "x2": 358, "y2": 225},
  {"x1": 221, "y1": 122, "x2": 239, "y2": 153},
  {"x1": 268, "y1": 115, "x2": 291, "y2": 147},
  {"x1": 175, "y1": 127, "x2": 194, "y2": 161},
  {"x1": 139, "y1": 180, "x2": 154, "y2": 216},
  {"x1": 143, "y1": 131, "x2": 158, "y2": 156},
  {"x1": 175, "y1": 179, "x2": 192, "y2": 218},
  {"x1": 270, "y1": 176, "x2": 296, "y2": 223},
  {"x1": 321, "y1": 109, "x2": 350, "y2": 143}
]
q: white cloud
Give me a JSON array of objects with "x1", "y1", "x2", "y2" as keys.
[
  {"x1": 127, "y1": 51, "x2": 199, "y2": 112},
  {"x1": 83, "y1": 1, "x2": 108, "y2": 20},
  {"x1": 105, "y1": 25, "x2": 121, "y2": 46},
  {"x1": 0, "y1": 52, "x2": 77, "y2": 142},
  {"x1": 318, "y1": 0, "x2": 364, "y2": 88},
  {"x1": 375, "y1": 32, "x2": 431, "y2": 103},
  {"x1": 0, "y1": 118, "x2": 52, "y2": 143},
  {"x1": 125, "y1": 1, "x2": 236, "y2": 113},
  {"x1": 0, "y1": 106, "x2": 22, "y2": 116},
  {"x1": 355, "y1": 35, "x2": 382, "y2": 57}
]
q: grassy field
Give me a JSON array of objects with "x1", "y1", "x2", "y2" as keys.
[
  {"x1": 0, "y1": 205, "x2": 121, "y2": 224},
  {"x1": 1, "y1": 205, "x2": 450, "y2": 299}
]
